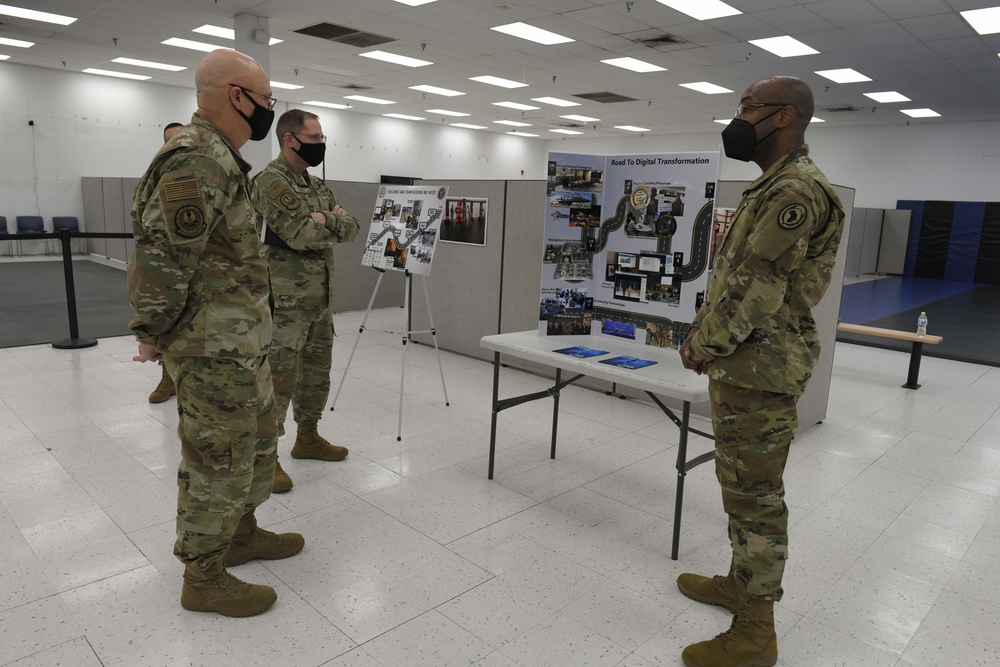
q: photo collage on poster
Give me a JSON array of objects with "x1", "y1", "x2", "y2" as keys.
[
  {"x1": 540, "y1": 151, "x2": 719, "y2": 351},
  {"x1": 361, "y1": 185, "x2": 448, "y2": 276}
]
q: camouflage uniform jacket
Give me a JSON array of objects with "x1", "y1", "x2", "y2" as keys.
[
  {"x1": 250, "y1": 154, "x2": 360, "y2": 311},
  {"x1": 690, "y1": 145, "x2": 844, "y2": 396},
  {"x1": 127, "y1": 113, "x2": 271, "y2": 358}
]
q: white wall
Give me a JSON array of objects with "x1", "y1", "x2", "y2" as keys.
[
  {"x1": 0, "y1": 62, "x2": 547, "y2": 228},
  {"x1": 544, "y1": 120, "x2": 1000, "y2": 210},
  {"x1": 4, "y1": 58, "x2": 999, "y2": 225}
]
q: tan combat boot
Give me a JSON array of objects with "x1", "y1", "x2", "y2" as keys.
[
  {"x1": 180, "y1": 561, "x2": 276, "y2": 617},
  {"x1": 148, "y1": 365, "x2": 175, "y2": 403},
  {"x1": 223, "y1": 510, "x2": 304, "y2": 566},
  {"x1": 272, "y1": 457, "x2": 293, "y2": 493},
  {"x1": 681, "y1": 593, "x2": 778, "y2": 667},
  {"x1": 290, "y1": 423, "x2": 348, "y2": 461},
  {"x1": 677, "y1": 560, "x2": 740, "y2": 613}
]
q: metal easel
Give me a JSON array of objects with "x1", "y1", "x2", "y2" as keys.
[{"x1": 329, "y1": 266, "x2": 450, "y2": 441}]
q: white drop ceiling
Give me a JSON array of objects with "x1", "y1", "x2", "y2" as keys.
[{"x1": 2, "y1": 0, "x2": 999, "y2": 138}]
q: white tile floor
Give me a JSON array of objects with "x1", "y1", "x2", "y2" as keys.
[{"x1": 1, "y1": 306, "x2": 999, "y2": 667}]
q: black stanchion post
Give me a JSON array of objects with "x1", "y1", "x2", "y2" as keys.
[{"x1": 52, "y1": 229, "x2": 97, "y2": 350}]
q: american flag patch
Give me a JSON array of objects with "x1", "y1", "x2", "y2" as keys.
[{"x1": 163, "y1": 179, "x2": 200, "y2": 202}]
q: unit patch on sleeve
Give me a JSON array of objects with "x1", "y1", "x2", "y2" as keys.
[
  {"x1": 175, "y1": 205, "x2": 207, "y2": 238},
  {"x1": 279, "y1": 192, "x2": 302, "y2": 211},
  {"x1": 778, "y1": 203, "x2": 807, "y2": 229}
]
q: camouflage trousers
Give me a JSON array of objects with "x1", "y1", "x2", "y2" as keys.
[
  {"x1": 709, "y1": 378, "x2": 797, "y2": 601},
  {"x1": 163, "y1": 355, "x2": 278, "y2": 572},
  {"x1": 269, "y1": 307, "x2": 334, "y2": 437}
]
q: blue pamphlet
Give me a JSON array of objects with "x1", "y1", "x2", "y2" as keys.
[
  {"x1": 553, "y1": 346, "x2": 609, "y2": 358},
  {"x1": 599, "y1": 355, "x2": 658, "y2": 369}
]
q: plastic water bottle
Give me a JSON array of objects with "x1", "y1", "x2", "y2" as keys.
[{"x1": 917, "y1": 312, "x2": 928, "y2": 337}]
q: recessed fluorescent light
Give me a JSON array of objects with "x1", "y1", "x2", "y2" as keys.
[
  {"x1": 162, "y1": 37, "x2": 230, "y2": 53},
  {"x1": 426, "y1": 108, "x2": 469, "y2": 117},
  {"x1": 0, "y1": 54, "x2": 8, "y2": 60},
  {"x1": 270, "y1": 81, "x2": 303, "y2": 90},
  {"x1": 0, "y1": 36, "x2": 33, "y2": 48},
  {"x1": 384, "y1": 113, "x2": 426, "y2": 121},
  {"x1": 714, "y1": 119, "x2": 731, "y2": 124},
  {"x1": 83, "y1": 68, "x2": 151, "y2": 81},
  {"x1": 615, "y1": 125, "x2": 651, "y2": 132},
  {"x1": 654, "y1": 0, "x2": 741, "y2": 21},
  {"x1": 961, "y1": 7, "x2": 1000, "y2": 35},
  {"x1": 561, "y1": 114, "x2": 600, "y2": 122},
  {"x1": 507, "y1": 131, "x2": 539, "y2": 137},
  {"x1": 864, "y1": 91, "x2": 910, "y2": 103},
  {"x1": 410, "y1": 84, "x2": 464, "y2": 96},
  {"x1": 810, "y1": 117, "x2": 825, "y2": 123},
  {"x1": 193, "y1": 25, "x2": 281, "y2": 46},
  {"x1": 601, "y1": 57, "x2": 666, "y2": 73},
  {"x1": 680, "y1": 81, "x2": 733, "y2": 94},
  {"x1": 531, "y1": 96, "x2": 580, "y2": 107},
  {"x1": 359, "y1": 50, "x2": 432, "y2": 68},
  {"x1": 901, "y1": 108, "x2": 940, "y2": 118},
  {"x1": 494, "y1": 120, "x2": 532, "y2": 127},
  {"x1": 491, "y1": 22, "x2": 574, "y2": 46},
  {"x1": 111, "y1": 57, "x2": 186, "y2": 72},
  {"x1": 0, "y1": 3, "x2": 76, "y2": 25},
  {"x1": 815, "y1": 68, "x2": 871, "y2": 83},
  {"x1": 470, "y1": 75, "x2": 528, "y2": 88},
  {"x1": 451, "y1": 123, "x2": 487, "y2": 129},
  {"x1": 748, "y1": 36, "x2": 818, "y2": 58},
  {"x1": 550, "y1": 129, "x2": 584, "y2": 135},
  {"x1": 393, "y1": 0, "x2": 438, "y2": 5},
  {"x1": 493, "y1": 101, "x2": 540, "y2": 111},
  {"x1": 304, "y1": 100, "x2": 351, "y2": 109},
  {"x1": 345, "y1": 94, "x2": 395, "y2": 105}
]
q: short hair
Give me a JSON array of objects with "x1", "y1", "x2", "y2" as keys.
[
  {"x1": 275, "y1": 109, "x2": 319, "y2": 141},
  {"x1": 163, "y1": 122, "x2": 183, "y2": 142}
]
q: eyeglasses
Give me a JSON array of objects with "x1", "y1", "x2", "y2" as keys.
[
  {"x1": 735, "y1": 102, "x2": 789, "y2": 117},
  {"x1": 291, "y1": 132, "x2": 326, "y2": 143},
  {"x1": 231, "y1": 84, "x2": 276, "y2": 110}
]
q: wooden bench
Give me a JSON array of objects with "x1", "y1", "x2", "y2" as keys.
[{"x1": 837, "y1": 322, "x2": 943, "y2": 390}]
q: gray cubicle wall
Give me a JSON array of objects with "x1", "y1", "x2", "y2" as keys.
[
  {"x1": 500, "y1": 181, "x2": 548, "y2": 334},
  {"x1": 409, "y1": 179, "x2": 511, "y2": 358},
  {"x1": 845, "y1": 208, "x2": 885, "y2": 279},
  {"x1": 877, "y1": 209, "x2": 911, "y2": 275},
  {"x1": 80, "y1": 176, "x2": 404, "y2": 312}
]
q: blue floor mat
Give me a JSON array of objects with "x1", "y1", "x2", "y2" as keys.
[{"x1": 838, "y1": 276, "x2": 982, "y2": 324}]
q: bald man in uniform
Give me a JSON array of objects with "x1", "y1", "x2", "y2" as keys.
[
  {"x1": 128, "y1": 49, "x2": 303, "y2": 617},
  {"x1": 677, "y1": 76, "x2": 845, "y2": 667}
]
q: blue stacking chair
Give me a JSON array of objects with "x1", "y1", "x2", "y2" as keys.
[
  {"x1": 52, "y1": 216, "x2": 83, "y2": 254},
  {"x1": 0, "y1": 216, "x2": 12, "y2": 256},
  {"x1": 16, "y1": 215, "x2": 50, "y2": 256}
]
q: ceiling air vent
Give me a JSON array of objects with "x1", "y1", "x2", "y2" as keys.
[
  {"x1": 294, "y1": 22, "x2": 396, "y2": 48},
  {"x1": 559, "y1": 123, "x2": 584, "y2": 128},
  {"x1": 824, "y1": 105, "x2": 863, "y2": 113},
  {"x1": 637, "y1": 33, "x2": 685, "y2": 47},
  {"x1": 338, "y1": 83, "x2": 372, "y2": 91},
  {"x1": 573, "y1": 91, "x2": 638, "y2": 104}
]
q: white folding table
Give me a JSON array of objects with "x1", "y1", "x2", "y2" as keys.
[{"x1": 480, "y1": 331, "x2": 713, "y2": 560}]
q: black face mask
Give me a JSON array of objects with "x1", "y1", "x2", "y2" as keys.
[
  {"x1": 235, "y1": 90, "x2": 275, "y2": 142},
  {"x1": 293, "y1": 140, "x2": 326, "y2": 167},
  {"x1": 721, "y1": 108, "x2": 783, "y2": 162}
]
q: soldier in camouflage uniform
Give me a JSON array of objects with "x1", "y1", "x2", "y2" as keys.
[
  {"x1": 128, "y1": 50, "x2": 304, "y2": 618},
  {"x1": 146, "y1": 122, "x2": 187, "y2": 405},
  {"x1": 677, "y1": 76, "x2": 845, "y2": 667},
  {"x1": 249, "y1": 109, "x2": 360, "y2": 493}
]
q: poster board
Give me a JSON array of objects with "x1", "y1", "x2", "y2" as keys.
[
  {"x1": 361, "y1": 184, "x2": 449, "y2": 276},
  {"x1": 541, "y1": 151, "x2": 719, "y2": 349}
]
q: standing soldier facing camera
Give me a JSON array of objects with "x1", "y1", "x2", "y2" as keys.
[
  {"x1": 128, "y1": 49, "x2": 304, "y2": 618},
  {"x1": 250, "y1": 109, "x2": 360, "y2": 493}
]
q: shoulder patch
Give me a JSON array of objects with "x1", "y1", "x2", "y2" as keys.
[
  {"x1": 163, "y1": 179, "x2": 200, "y2": 202},
  {"x1": 778, "y1": 203, "x2": 807, "y2": 230},
  {"x1": 265, "y1": 180, "x2": 285, "y2": 200},
  {"x1": 175, "y1": 205, "x2": 207, "y2": 238},
  {"x1": 279, "y1": 191, "x2": 302, "y2": 211}
]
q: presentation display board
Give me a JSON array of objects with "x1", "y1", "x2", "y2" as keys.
[
  {"x1": 361, "y1": 184, "x2": 449, "y2": 276},
  {"x1": 540, "y1": 151, "x2": 719, "y2": 349}
]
